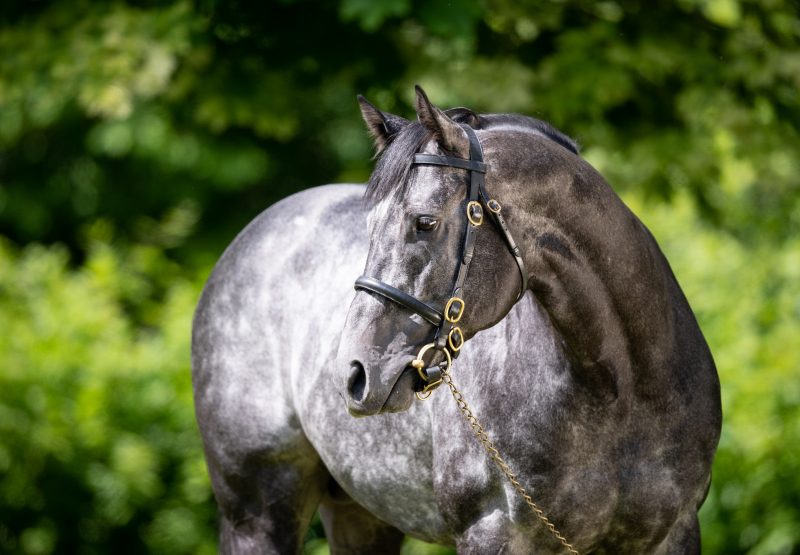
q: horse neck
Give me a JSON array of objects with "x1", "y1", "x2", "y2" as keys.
[{"x1": 504, "y1": 149, "x2": 690, "y2": 401}]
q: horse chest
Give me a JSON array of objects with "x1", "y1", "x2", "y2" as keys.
[{"x1": 299, "y1": 298, "x2": 621, "y2": 546}]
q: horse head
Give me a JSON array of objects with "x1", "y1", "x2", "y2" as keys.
[{"x1": 337, "y1": 87, "x2": 527, "y2": 416}]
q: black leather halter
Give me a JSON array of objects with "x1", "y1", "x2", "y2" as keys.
[{"x1": 354, "y1": 125, "x2": 527, "y2": 397}]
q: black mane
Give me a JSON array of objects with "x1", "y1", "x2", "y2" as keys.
[
  {"x1": 365, "y1": 122, "x2": 432, "y2": 205},
  {"x1": 365, "y1": 112, "x2": 579, "y2": 204},
  {"x1": 484, "y1": 113, "x2": 580, "y2": 156}
]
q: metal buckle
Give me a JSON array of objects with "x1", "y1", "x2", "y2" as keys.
[
  {"x1": 448, "y1": 326, "x2": 464, "y2": 352},
  {"x1": 487, "y1": 198, "x2": 502, "y2": 214},
  {"x1": 411, "y1": 342, "x2": 451, "y2": 400},
  {"x1": 467, "y1": 201, "x2": 483, "y2": 226},
  {"x1": 444, "y1": 297, "x2": 465, "y2": 323}
]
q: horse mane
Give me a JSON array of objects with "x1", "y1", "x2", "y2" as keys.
[
  {"x1": 365, "y1": 122, "x2": 433, "y2": 205},
  {"x1": 482, "y1": 113, "x2": 580, "y2": 157},
  {"x1": 365, "y1": 111, "x2": 579, "y2": 205}
]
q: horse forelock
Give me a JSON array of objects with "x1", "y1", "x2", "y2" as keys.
[
  {"x1": 364, "y1": 113, "x2": 579, "y2": 206},
  {"x1": 365, "y1": 122, "x2": 432, "y2": 206}
]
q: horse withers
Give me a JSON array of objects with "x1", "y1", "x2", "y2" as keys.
[{"x1": 191, "y1": 87, "x2": 721, "y2": 554}]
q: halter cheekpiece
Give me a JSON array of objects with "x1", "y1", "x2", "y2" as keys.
[{"x1": 354, "y1": 125, "x2": 527, "y2": 399}]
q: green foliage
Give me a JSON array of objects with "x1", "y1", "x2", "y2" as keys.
[
  {"x1": 3, "y1": 0, "x2": 796, "y2": 254},
  {"x1": 0, "y1": 235, "x2": 215, "y2": 554},
  {"x1": 0, "y1": 0, "x2": 798, "y2": 553}
]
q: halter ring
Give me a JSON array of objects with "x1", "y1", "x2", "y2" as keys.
[{"x1": 412, "y1": 342, "x2": 451, "y2": 400}]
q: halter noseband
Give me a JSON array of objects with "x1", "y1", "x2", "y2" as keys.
[{"x1": 354, "y1": 125, "x2": 527, "y2": 398}]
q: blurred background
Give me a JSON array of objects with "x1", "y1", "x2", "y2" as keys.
[{"x1": 0, "y1": 0, "x2": 798, "y2": 553}]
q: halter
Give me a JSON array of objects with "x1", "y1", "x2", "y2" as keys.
[{"x1": 354, "y1": 125, "x2": 528, "y2": 399}]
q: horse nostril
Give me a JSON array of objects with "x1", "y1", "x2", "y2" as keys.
[{"x1": 347, "y1": 361, "x2": 367, "y2": 402}]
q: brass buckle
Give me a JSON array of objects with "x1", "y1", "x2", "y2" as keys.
[
  {"x1": 448, "y1": 326, "x2": 464, "y2": 352},
  {"x1": 487, "y1": 198, "x2": 502, "y2": 214},
  {"x1": 444, "y1": 297, "x2": 465, "y2": 323},
  {"x1": 411, "y1": 342, "x2": 451, "y2": 400},
  {"x1": 467, "y1": 201, "x2": 484, "y2": 226}
]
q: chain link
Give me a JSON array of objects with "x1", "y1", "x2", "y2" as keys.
[{"x1": 440, "y1": 367, "x2": 580, "y2": 555}]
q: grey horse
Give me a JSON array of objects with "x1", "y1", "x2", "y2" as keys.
[{"x1": 191, "y1": 87, "x2": 721, "y2": 554}]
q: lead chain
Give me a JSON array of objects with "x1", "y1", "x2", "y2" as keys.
[{"x1": 440, "y1": 366, "x2": 580, "y2": 555}]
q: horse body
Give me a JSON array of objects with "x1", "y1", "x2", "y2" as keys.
[{"x1": 192, "y1": 90, "x2": 721, "y2": 554}]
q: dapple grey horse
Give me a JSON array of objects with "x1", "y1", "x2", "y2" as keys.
[{"x1": 191, "y1": 87, "x2": 721, "y2": 554}]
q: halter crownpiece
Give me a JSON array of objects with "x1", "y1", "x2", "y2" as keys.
[{"x1": 354, "y1": 124, "x2": 528, "y2": 399}]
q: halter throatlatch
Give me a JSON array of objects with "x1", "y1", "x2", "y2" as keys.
[{"x1": 354, "y1": 125, "x2": 528, "y2": 400}]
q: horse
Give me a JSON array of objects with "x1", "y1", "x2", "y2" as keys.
[{"x1": 191, "y1": 86, "x2": 721, "y2": 554}]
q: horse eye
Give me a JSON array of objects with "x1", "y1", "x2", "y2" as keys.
[{"x1": 416, "y1": 216, "x2": 439, "y2": 232}]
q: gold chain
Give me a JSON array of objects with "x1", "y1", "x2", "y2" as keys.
[{"x1": 440, "y1": 368, "x2": 580, "y2": 555}]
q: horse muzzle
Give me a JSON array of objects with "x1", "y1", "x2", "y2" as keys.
[
  {"x1": 344, "y1": 359, "x2": 419, "y2": 416},
  {"x1": 344, "y1": 342, "x2": 455, "y2": 416}
]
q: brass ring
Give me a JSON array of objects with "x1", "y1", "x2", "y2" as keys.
[
  {"x1": 412, "y1": 343, "x2": 452, "y2": 381},
  {"x1": 448, "y1": 326, "x2": 464, "y2": 352},
  {"x1": 413, "y1": 343, "x2": 436, "y2": 381},
  {"x1": 467, "y1": 201, "x2": 484, "y2": 226},
  {"x1": 444, "y1": 297, "x2": 465, "y2": 323},
  {"x1": 417, "y1": 376, "x2": 443, "y2": 399},
  {"x1": 412, "y1": 342, "x2": 451, "y2": 401},
  {"x1": 487, "y1": 198, "x2": 502, "y2": 214}
]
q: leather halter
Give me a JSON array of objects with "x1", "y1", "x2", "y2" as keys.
[{"x1": 354, "y1": 125, "x2": 527, "y2": 397}]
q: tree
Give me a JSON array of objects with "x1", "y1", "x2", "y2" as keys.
[{"x1": 1, "y1": 1, "x2": 798, "y2": 553}]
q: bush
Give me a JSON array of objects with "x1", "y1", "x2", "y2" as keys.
[{"x1": 0, "y1": 234, "x2": 216, "y2": 554}]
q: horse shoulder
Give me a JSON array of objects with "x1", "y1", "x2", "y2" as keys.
[{"x1": 192, "y1": 184, "x2": 367, "y2": 464}]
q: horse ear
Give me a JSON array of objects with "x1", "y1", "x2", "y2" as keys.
[
  {"x1": 358, "y1": 95, "x2": 410, "y2": 153},
  {"x1": 414, "y1": 85, "x2": 469, "y2": 156}
]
